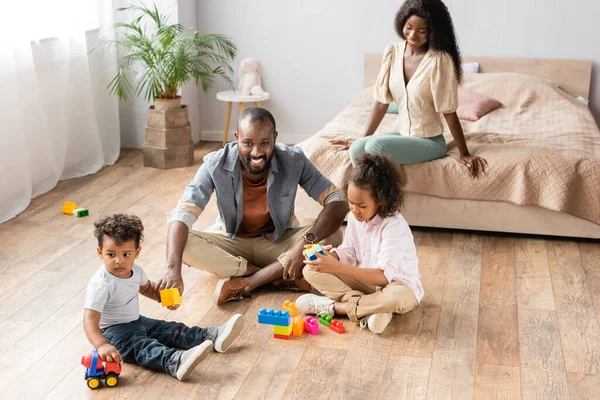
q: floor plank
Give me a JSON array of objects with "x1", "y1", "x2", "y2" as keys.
[
  {"x1": 477, "y1": 236, "x2": 519, "y2": 367},
  {"x1": 578, "y1": 241, "x2": 600, "y2": 326},
  {"x1": 474, "y1": 363, "x2": 521, "y2": 400},
  {"x1": 515, "y1": 238, "x2": 556, "y2": 311},
  {"x1": 378, "y1": 356, "x2": 430, "y2": 400},
  {"x1": 283, "y1": 347, "x2": 347, "y2": 400},
  {"x1": 426, "y1": 233, "x2": 483, "y2": 399},
  {"x1": 547, "y1": 240, "x2": 600, "y2": 399},
  {"x1": 391, "y1": 245, "x2": 450, "y2": 357},
  {"x1": 331, "y1": 323, "x2": 395, "y2": 399},
  {"x1": 518, "y1": 308, "x2": 570, "y2": 400}
]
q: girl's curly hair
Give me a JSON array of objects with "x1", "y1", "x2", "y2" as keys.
[
  {"x1": 395, "y1": 0, "x2": 462, "y2": 83},
  {"x1": 344, "y1": 153, "x2": 407, "y2": 217},
  {"x1": 94, "y1": 214, "x2": 144, "y2": 248}
]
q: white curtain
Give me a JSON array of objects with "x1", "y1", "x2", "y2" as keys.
[{"x1": 0, "y1": 1, "x2": 120, "y2": 223}]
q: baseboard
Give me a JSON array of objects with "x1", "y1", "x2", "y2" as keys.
[{"x1": 200, "y1": 130, "x2": 309, "y2": 146}]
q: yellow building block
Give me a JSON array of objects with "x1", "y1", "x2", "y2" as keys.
[
  {"x1": 282, "y1": 300, "x2": 298, "y2": 318},
  {"x1": 292, "y1": 317, "x2": 304, "y2": 336},
  {"x1": 61, "y1": 201, "x2": 78, "y2": 215},
  {"x1": 273, "y1": 323, "x2": 293, "y2": 336},
  {"x1": 160, "y1": 288, "x2": 182, "y2": 307}
]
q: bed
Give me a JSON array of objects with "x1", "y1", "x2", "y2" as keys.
[{"x1": 294, "y1": 54, "x2": 600, "y2": 239}]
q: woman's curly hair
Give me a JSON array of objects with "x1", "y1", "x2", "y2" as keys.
[
  {"x1": 395, "y1": 0, "x2": 462, "y2": 83},
  {"x1": 344, "y1": 153, "x2": 407, "y2": 217},
  {"x1": 94, "y1": 214, "x2": 144, "y2": 248}
]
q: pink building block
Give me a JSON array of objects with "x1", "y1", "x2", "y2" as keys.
[{"x1": 304, "y1": 316, "x2": 319, "y2": 335}]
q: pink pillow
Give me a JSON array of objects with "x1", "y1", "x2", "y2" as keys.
[{"x1": 457, "y1": 87, "x2": 502, "y2": 121}]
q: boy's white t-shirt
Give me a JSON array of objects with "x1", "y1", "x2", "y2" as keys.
[{"x1": 84, "y1": 263, "x2": 148, "y2": 329}]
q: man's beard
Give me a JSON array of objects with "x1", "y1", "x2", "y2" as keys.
[{"x1": 239, "y1": 153, "x2": 271, "y2": 175}]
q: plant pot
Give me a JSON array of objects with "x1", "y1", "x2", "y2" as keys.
[
  {"x1": 154, "y1": 96, "x2": 182, "y2": 110},
  {"x1": 143, "y1": 104, "x2": 194, "y2": 169}
]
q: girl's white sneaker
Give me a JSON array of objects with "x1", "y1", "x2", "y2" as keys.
[
  {"x1": 364, "y1": 313, "x2": 393, "y2": 334},
  {"x1": 295, "y1": 294, "x2": 334, "y2": 316}
]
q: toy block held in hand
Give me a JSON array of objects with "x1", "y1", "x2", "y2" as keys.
[
  {"x1": 302, "y1": 244, "x2": 326, "y2": 261},
  {"x1": 318, "y1": 314, "x2": 333, "y2": 327},
  {"x1": 282, "y1": 300, "x2": 298, "y2": 318},
  {"x1": 329, "y1": 319, "x2": 345, "y2": 334},
  {"x1": 292, "y1": 317, "x2": 304, "y2": 336},
  {"x1": 273, "y1": 332, "x2": 292, "y2": 340},
  {"x1": 273, "y1": 324, "x2": 293, "y2": 336},
  {"x1": 258, "y1": 308, "x2": 291, "y2": 326},
  {"x1": 73, "y1": 208, "x2": 89, "y2": 217},
  {"x1": 304, "y1": 316, "x2": 319, "y2": 335},
  {"x1": 160, "y1": 288, "x2": 182, "y2": 307},
  {"x1": 62, "y1": 201, "x2": 78, "y2": 215}
]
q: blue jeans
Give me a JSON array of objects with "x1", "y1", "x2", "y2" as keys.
[
  {"x1": 349, "y1": 132, "x2": 447, "y2": 166},
  {"x1": 102, "y1": 316, "x2": 217, "y2": 377}
]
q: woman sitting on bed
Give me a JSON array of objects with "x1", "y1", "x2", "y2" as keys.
[{"x1": 331, "y1": 0, "x2": 487, "y2": 177}]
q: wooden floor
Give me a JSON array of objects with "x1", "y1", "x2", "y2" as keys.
[{"x1": 1, "y1": 143, "x2": 599, "y2": 400}]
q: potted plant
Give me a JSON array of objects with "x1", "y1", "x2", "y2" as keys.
[
  {"x1": 95, "y1": 2, "x2": 237, "y2": 109},
  {"x1": 93, "y1": 2, "x2": 237, "y2": 168}
]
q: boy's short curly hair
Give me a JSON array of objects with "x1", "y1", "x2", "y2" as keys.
[
  {"x1": 94, "y1": 214, "x2": 144, "y2": 248},
  {"x1": 344, "y1": 153, "x2": 407, "y2": 217}
]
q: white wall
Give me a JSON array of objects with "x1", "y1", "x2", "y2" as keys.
[{"x1": 194, "y1": 0, "x2": 600, "y2": 145}]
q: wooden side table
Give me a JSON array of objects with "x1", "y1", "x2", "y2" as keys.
[{"x1": 216, "y1": 90, "x2": 271, "y2": 146}]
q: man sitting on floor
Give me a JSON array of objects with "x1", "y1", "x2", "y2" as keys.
[{"x1": 159, "y1": 107, "x2": 348, "y2": 305}]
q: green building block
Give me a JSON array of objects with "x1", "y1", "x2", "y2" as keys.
[
  {"x1": 318, "y1": 314, "x2": 332, "y2": 327},
  {"x1": 74, "y1": 208, "x2": 89, "y2": 217}
]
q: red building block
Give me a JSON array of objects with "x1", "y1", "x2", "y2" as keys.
[
  {"x1": 329, "y1": 319, "x2": 345, "y2": 334},
  {"x1": 304, "y1": 316, "x2": 319, "y2": 335},
  {"x1": 273, "y1": 332, "x2": 292, "y2": 340}
]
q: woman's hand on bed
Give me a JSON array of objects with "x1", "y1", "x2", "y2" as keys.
[
  {"x1": 328, "y1": 139, "x2": 354, "y2": 150},
  {"x1": 460, "y1": 155, "x2": 488, "y2": 177}
]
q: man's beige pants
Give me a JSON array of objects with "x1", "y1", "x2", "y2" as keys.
[
  {"x1": 303, "y1": 266, "x2": 418, "y2": 322},
  {"x1": 183, "y1": 226, "x2": 343, "y2": 278}
]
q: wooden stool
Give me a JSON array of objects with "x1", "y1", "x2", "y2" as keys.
[{"x1": 216, "y1": 90, "x2": 271, "y2": 146}]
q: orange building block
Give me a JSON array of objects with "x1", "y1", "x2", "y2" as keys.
[
  {"x1": 282, "y1": 300, "x2": 298, "y2": 318},
  {"x1": 61, "y1": 201, "x2": 78, "y2": 215},
  {"x1": 160, "y1": 288, "x2": 182, "y2": 307},
  {"x1": 292, "y1": 317, "x2": 304, "y2": 336}
]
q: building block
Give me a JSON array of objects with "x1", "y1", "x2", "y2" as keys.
[
  {"x1": 74, "y1": 208, "x2": 89, "y2": 217},
  {"x1": 292, "y1": 317, "x2": 304, "y2": 336},
  {"x1": 281, "y1": 300, "x2": 298, "y2": 318},
  {"x1": 258, "y1": 308, "x2": 291, "y2": 326},
  {"x1": 273, "y1": 324, "x2": 293, "y2": 336},
  {"x1": 319, "y1": 314, "x2": 333, "y2": 327},
  {"x1": 273, "y1": 332, "x2": 292, "y2": 340},
  {"x1": 302, "y1": 244, "x2": 326, "y2": 261},
  {"x1": 329, "y1": 319, "x2": 345, "y2": 334},
  {"x1": 62, "y1": 201, "x2": 78, "y2": 215},
  {"x1": 304, "y1": 316, "x2": 319, "y2": 335},
  {"x1": 160, "y1": 288, "x2": 182, "y2": 307}
]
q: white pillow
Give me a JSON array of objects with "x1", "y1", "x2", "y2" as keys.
[{"x1": 461, "y1": 62, "x2": 479, "y2": 74}]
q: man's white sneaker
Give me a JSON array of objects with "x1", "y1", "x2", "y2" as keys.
[{"x1": 295, "y1": 294, "x2": 335, "y2": 316}]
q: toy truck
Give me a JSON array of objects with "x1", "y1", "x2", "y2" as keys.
[{"x1": 81, "y1": 350, "x2": 121, "y2": 389}]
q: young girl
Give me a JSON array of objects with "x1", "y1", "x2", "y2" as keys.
[{"x1": 296, "y1": 153, "x2": 423, "y2": 334}]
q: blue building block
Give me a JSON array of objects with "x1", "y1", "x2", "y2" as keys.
[
  {"x1": 303, "y1": 244, "x2": 326, "y2": 261},
  {"x1": 258, "y1": 308, "x2": 291, "y2": 326}
]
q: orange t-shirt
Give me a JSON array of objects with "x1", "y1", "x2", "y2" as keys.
[{"x1": 237, "y1": 174, "x2": 275, "y2": 237}]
